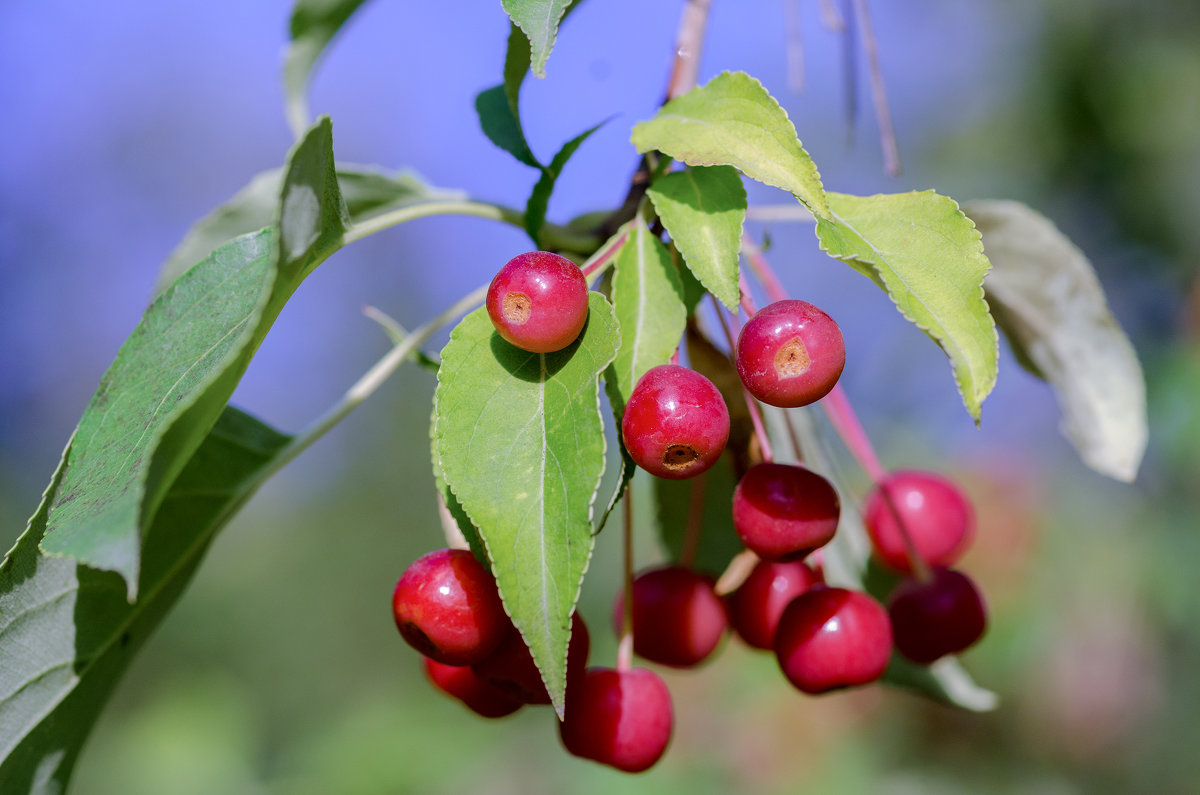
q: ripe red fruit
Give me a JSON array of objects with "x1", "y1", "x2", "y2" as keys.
[
  {"x1": 774, "y1": 586, "x2": 893, "y2": 694},
  {"x1": 735, "y1": 299, "x2": 845, "y2": 407},
  {"x1": 558, "y1": 667, "x2": 673, "y2": 773},
  {"x1": 732, "y1": 462, "x2": 841, "y2": 560},
  {"x1": 620, "y1": 364, "x2": 730, "y2": 480},
  {"x1": 391, "y1": 549, "x2": 510, "y2": 666},
  {"x1": 473, "y1": 613, "x2": 590, "y2": 705},
  {"x1": 863, "y1": 470, "x2": 975, "y2": 574},
  {"x1": 730, "y1": 559, "x2": 823, "y2": 650},
  {"x1": 612, "y1": 566, "x2": 728, "y2": 668},
  {"x1": 887, "y1": 567, "x2": 987, "y2": 664},
  {"x1": 486, "y1": 250, "x2": 589, "y2": 353},
  {"x1": 423, "y1": 658, "x2": 524, "y2": 718}
]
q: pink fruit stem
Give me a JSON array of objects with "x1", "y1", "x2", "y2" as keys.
[
  {"x1": 678, "y1": 471, "x2": 707, "y2": 570},
  {"x1": 580, "y1": 229, "x2": 630, "y2": 279},
  {"x1": 617, "y1": 492, "x2": 635, "y2": 673},
  {"x1": 713, "y1": 296, "x2": 774, "y2": 463}
]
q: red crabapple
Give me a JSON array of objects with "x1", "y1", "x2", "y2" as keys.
[
  {"x1": 612, "y1": 566, "x2": 728, "y2": 668},
  {"x1": 774, "y1": 586, "x2": 893, "y2": 694},
  {"x1": 486, "y1": 250, "x2": 589, "y2": 353},
  {"x1": 730, "y1": 558, "x2": 823, "y2": 650},
  {"x1": 735, "y1": 299, "x2": 845, "y2": 407},
  {"x1": 423, "y1": 658, "x2": 524, "y2": 718},
  {"x1": 732, "y1": 462, "x2": 841, "y2": 560},
  {"x1": 888, "y1": 567, "x2": 987, "y2": 664},
  {"x1": 620, "y1": 364, "x2": 730, "y2": 480},
  {"x1": 391, "y1": 548, "x2": 510, "y2": 666},
  {"x1": 863, "y1": 470, "x2": 975, "y2": 574},
  {"x1": 558, "y1": 667, "x2": 674, "y2": 773}
]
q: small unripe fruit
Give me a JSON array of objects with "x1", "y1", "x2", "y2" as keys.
[
  {"x1": 735, "y1": 299, "x2": 845, "y2": 407},
  {"x1": 473, "y1": 613, "x2": 590, "y2": 705},
  {"x1": 864, "y1": 470, "x2": 975, "y2": 574},
  {"x1": 391, "y1": 549, "x2": 509, "y2": 666},
  {"x1": 732, "y1": 462, "x2": 840, "y2": 560},
  {"x1": 888, "y1": 567, "x2": 987, "y2": 664},
  {"x1": 486, "y1": 250, "x2": 589, "y2": 353},
  {"x1": 559, "y1": 667, "x2": 673, "y2": 773},
  {"x1": 612, "y1": 566, "x2": 728, "y2": 668},
  {"x1": 621, "y1": 364, "x2": 730, "y2": 480},
  {"x1": 774, "y1": 586, "x2": 892, "y2": 694},
  {"x1": 423, "y1": 658, "x2": 524, "y2": 718},
  {"x1": 730, "y1": 559, "x2": 823, "y2": 650}
]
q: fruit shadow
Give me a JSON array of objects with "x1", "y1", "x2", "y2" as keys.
[{"x1": 487, "y1": 317, "x2": 590, "y2": 382}]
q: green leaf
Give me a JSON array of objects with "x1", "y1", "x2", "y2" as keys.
[
  {"x1": 631, "y1": 71, "x2": 830, "y2": 219},
  {"x1": 475, "y1": 84, "x2": 541, "y2": 169},
  {"x1": 0, "y1": 408, "x2": 293, "y2": 793},
  {"x1": 284, "y1": 0, "x2": 371, "y2": 137},
  {"x1": 434, "y1": 292, "x2": 620, "y2": 716},
  {"x1": 603, "y1": 218, "x2": 687, "y2": 412},
  {"x1": 525, "y1": 121, "x2": 606, "y2": 247},
  {"x1": 155, "y1": 166, "x2": 460, "y2": 297},
  {"x1": 654, "y1": 454, "x2": 743, "y2": 577},
  {"x1": 883, "y1": 656, "x2": 999, "y2": 713},
  {"x1": 815, "y1": 191, "x2": 998, "y2": 422},
  {"x1": 963, "y1": 200, "x2": 1147, "y2": 481},
  {"x1": 40, "y1": 119, "x2": 347, "y2": 596},
  {"x1": 502, "y1": 0, "x2": 571, "y2": 79},
  {"x1": 647, "y1": 166, "x2": 746, "y2": 310}
]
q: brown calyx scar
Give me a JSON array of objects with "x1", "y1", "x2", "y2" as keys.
[
  {"x1": 662, "y1": 444, "x2": 700, "y2": 471},
  {"x1": 503, "y1": 292, "x2": 532, "y2": 324},
  {"x1": 774, "y1": 337, "x2": 810, "y2": 378}
]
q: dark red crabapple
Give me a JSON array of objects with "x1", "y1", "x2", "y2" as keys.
[
  {"x1": 486, "y1": 250, "x2": 589, "y2": 353},
  {"x1": 391, "y1": 548, "x2": 510, "y2": 666},
  {"x1": 732, "y1": 462, "x2": 841, "y2": 560},
  {"x1": 620, "y1": 364, "x2": 730, "y2": 480},
  {"x1": 730, "y1": 559, "x2": 824, "y2": 650},
  {"x1": 612, "y1": 565, "x2": 728, "y2": 668},
  {"x1": 473, "y1": 613, "x2": 590, "y2": 705},
  {"x1": 888, "y1": 567, "x2": 987, "y2": 664},
  {"x1": 735, "y1": 299, "x2": 845, "y2": 408},
  {"x1": 423, "y1": 658, "x2": 524, "y2": 718},
  {"x1": 774, "y1": 586, "x2": 893, "y2": 694},
  {"x1": 559, "y1": 667, "x2": 673, "y2": 773},
  {"x1": 864, "y1": 470, "x2": 975, "y2": 574}
]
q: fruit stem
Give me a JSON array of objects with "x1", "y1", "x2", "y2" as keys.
[
  {"x1": 580, "y1": 227, "x2": 630, "y2": 280},
  {"x1": 741, "y1": 236, "x2": 790, "y2": 304},
  {"x1": 850, "y1": 0, "x2": 902, "y2": 177},
  {"x1": 678, "y1": 471, "x2": 707, "y2": 569},
  {"x1": 713, "y1": 297, "x2": 774, "y2": 463},
  {"x1": 714, "y1": 549, "x2": 759, "y2": 596},
  {"x1": 618, "y1": 491, "x2": 635, "y2": 674}
]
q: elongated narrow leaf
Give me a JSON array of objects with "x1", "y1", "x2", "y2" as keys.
[
  {"x1": 964, "y1": 200, "x2": 1147, "y2": 481},
  {"x1": 816, "y1": 191, "x2": 998, "y2": 422},
  {"x1": 0, "y1": 408, "x2": 292, "y2": 793},
  {"x1": 502, "y1": 0, "x2": 571, "y2": 78},
  {"x1": 434, "y1": 293, "x2": 619, "y2": 715},
  {"x1": 647, "y1": 166, "x2": 746, "y2": 309},
  {"x1": 632, "y1": 71, "x2": 830, "y2": 219},
  {"x1": 40, "y1": 119, "x2": 346, "y2": 595},
  {"x1": 525, "y1": 121, "x2": 606, "y2": 247},
  {"x1": 284, "y1": 0, "x2": 371, "y2": 136},
  {"x1": 475, "y1": 85, "x2": 541, "y2": 169}
]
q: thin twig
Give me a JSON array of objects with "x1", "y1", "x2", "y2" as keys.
[
  {"x1": 842, "y1": 0, "x2": 857, "y2": 145},
  {"x1": 819, "y1": 0, "x2": 845, "y2": 31},
  {"x1": 617, "y1": 492, "x2": 635, "y2": 673},
  {"x1": 851, "y1": 0, "x2": 902, "y2": 176},
  {"x1": 713, "y1": 296, "x2": 774, "y2": 463},
  {"x1": 784, "y1": 0, "x2": 805, "y2": 92},
  {"x1": 666, "y1": 0, "x2": 713, "y2": 100}
]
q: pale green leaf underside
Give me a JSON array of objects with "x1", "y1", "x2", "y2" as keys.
[
  {"x1": 502, "y1": 0, "x2": 570, "y2": 78},
  {"x1": 964, "y1": 200, "x2": 1146, "y2": 481},
  {"x1": 0, "y1": 408, "x2": 292, "y2": 794},
  {"x1": 631, "y1": 71, "x2": 830, "y2": 219},
  {"x1": 39, "y1": 119, "x2": 346, "y2": 595},
  {"x1": 284, "y1": 0, "x2": 371, "y2": 136},
  {"x1": 605, "y1": 217, "x2": 687, "y2": 411},
  {"x1": 647, "y1": 165, "x2": 745, "y2": 310},
  {"x1": 815, "y1": 191, "x2": 998, "y2": 421},
  {"x1": 434, "y1": 293, "x2": 619, "y2": 715}
]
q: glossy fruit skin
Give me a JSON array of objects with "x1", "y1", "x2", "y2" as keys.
[
  {"x1": 486, "y1": 250, "x2": 589, "y2": 353},
  {"x1": 559, "y1": 667, "x2": 673, "y2": 773},
  {"x1": 423, "y1": 658, "x2": 524, "y2": 718},
  {"x1": 888, "y1": 567, "x2": 987, "y2": 664},
  {"x1": 735, "y1": 299, "x2": 845, "y2": 408},
  {"x1": 730, "y1": 559, "x2": 823, "y2": 650},
  {"x1": 612, "y1": 566, "x2": 728, "y2": 668},
  {"x1": 774, "y1": 586, "x2": 893, "y2": 694},
  {"x1": 391, "y1": 549, "x2": 510, "y2": 666},
  {"x1": 472, "y1": 613, "x2": 590, "y2": 705},
  {"x1": 732, "y1": 462, "x2": 841, "y2": 560},
  {"x1": 863, "y1": 470, "x2": 975, "y2": 574},
  {"x1": 620, "y1": 365, "x2": 730, "y2": 480}
]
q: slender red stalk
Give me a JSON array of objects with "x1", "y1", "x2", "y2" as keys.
[
  {"x1": 617, "y1": 492, "x2": 634, "y2": 673},
  {"x1": 713, "y1": 297, "x2": 774, "y2": 463},
  {"x1": 678, "y1": 472, "x2": 707, "y2": 569}
]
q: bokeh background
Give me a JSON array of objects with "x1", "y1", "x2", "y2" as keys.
[{"x1": 2, "y1": 0, "x2": 1199, "y2": 792}]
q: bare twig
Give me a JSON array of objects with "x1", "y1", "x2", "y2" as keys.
[
  {"x1": 667, "y1": 0, "x2": 713, "y2": 100},
  {"x1": 842, "y1": 0, "x2": 858, "y2": 144},
  {"x1": 819, "y1": 0, "x2": 845, "y2": 31},
  {"x1": 851, "y1": 0, "x2": 902, "y2": 176},
  {"x1": 784, "y1": 0, "x2": 805, "y2": 92}
]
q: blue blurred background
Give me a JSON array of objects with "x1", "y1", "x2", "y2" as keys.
[{"x1": 3, "y1": 1, "x2": 1199, "y2": 792}]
